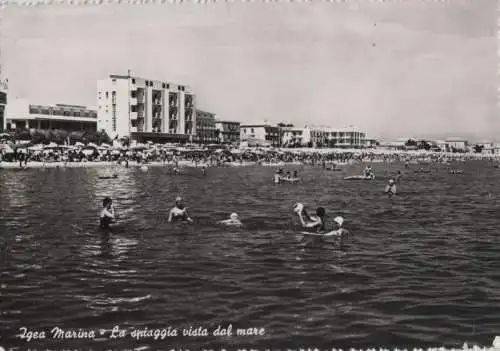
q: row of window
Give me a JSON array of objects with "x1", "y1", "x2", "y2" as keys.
[
  {"x1": 132, "y1": 79, "x2": 186, "y2": 91},
  {"x1": 29, "y1": 108, "x2": 97, "y2": 118}
]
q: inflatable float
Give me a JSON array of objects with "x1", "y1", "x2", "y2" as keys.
[
  {"x1": 279, "y1": 177, "x2": 300, "y2": 183},
  {"x1": 344, "y1": 175, "x2": 375, "y2": 180},
  {"x1": 414, "y1": 169, "x2": 431, "y2": 174},
  {"x1": 300, "y1": 229, "x2": 344, "y2": 237}
]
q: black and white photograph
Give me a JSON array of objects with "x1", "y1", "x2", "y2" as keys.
[{"x1": 0, "y1": 0, "x2": 499, "y2": 349}]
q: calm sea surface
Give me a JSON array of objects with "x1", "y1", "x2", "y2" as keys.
[{"x1": 1, "y1": 161, "x2": 500, "y2": 350}]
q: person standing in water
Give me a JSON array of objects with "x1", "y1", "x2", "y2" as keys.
[
  {"x1": 293, "y1": 203, "x2": 326, "y2": 233},
  {"x1": 274, "y1": 170, "x2": 281, "y2": 184},
  {"x1": 168, "y1": 196, "x2": 193, "y2": 223},
  {"x1": 100, "y1": 197, "x2": 116, "y2": 230}
]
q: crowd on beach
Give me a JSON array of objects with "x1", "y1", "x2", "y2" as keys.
[{"x1": 1, "y1": 140, "x2": 500, "y2": 168}]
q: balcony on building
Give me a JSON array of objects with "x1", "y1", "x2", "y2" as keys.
[
  {"x1": 136, "y1": 88, "x2": 145, "y2": 103},
  {"x1": 184, "y1": 94, "x2": 194, "y2": 108},
  {"x1": 169, "y1": 93, "x2": 178, "y2": 107},
  {"x1": 130, "y1": 90, "x2": 138, "y2": 105},
  {"x1": 152, "y1": 90, "x2": 162, "y2": 106}
]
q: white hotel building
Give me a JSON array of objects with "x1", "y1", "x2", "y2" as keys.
[
  {"x1": 281, "y1": 125, "x2": 367, "y2": 148},
  {"x1": 97, "y1": 74, "x2": 196, "y2": 144}
]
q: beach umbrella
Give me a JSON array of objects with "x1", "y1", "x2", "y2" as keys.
[
  {"x1": 87, "y1": 142, "x2": 99, "y2": 148},
  {"x1": 28, "y1": 144, "x2": 44, "y2": 151},
  {"x1": 44, "y1": 142, "x2": 58, "y2": 149},
  {"x1": 74, "y1": 142, "x2": 85, "y2": 147},
  {"x1": 0, "y1": 144, "x2": 14, "y2": 153},
  {"x1": 100, "y1": 143, "x2": 111, "y2": 148}
]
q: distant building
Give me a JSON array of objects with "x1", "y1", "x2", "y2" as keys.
[
  {"x1": 97, "y1": 74, "x2": 196, "y2": 144},
  {"x1": 365, "y1": 139, "x2": 378, "y2": 148},
  {"x1": 195, "y1": 109, "x2": 217, "y2": 144},
  {"x1": 281, "y1": 125, "x2": 367, "y2": 148},
  {"x1": 240, "y1": 124, "x2": 280, "y2": 147},
  {"x1": 281, "y1": 126, "x2": 306, "y2": 147},
  {"x1": 215, "y1": 120, "x2": 240, "y2": 144},
  {"x1": 445, "y1": 137, "x2": 468, "y2": 152},
  {"x1": 4, "y1": 98, "x2": 97, "y2": 132},
  {"x1": 0, "y1": 88, "x2": 6, "y2": 132}
]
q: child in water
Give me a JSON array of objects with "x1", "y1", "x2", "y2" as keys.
[
  {"x1": 218, "y1": 213, "x2": 242, "y2": 226},
  {"x1": 385, "y1": 179, "x2": 397, "y2": 197},
  {"x1": 294, "y1": 203, "x2": 326, "y2": 233},
  {"x1": 100, "y1": 197, "x2": 116, "y2": 229}
]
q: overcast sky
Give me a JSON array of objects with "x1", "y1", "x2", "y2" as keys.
[{"x1": 0, "y1": 0, "x2": 497, "y2": 140}]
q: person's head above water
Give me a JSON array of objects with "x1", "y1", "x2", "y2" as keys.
[
  {"x1": 334, "y1": 216, "x2": 344, "y2": 227},
  {"x1": 230, "y1": 213, "x2": 239, "y2": 220},
  {"x1": 175, "y1": 196, "x2": 183, "y2": 206},
  {"x1": 316, "y1": 207, "x2": 326, "y2": 218},
  {"x1": 103, "y1": 197, "x2": 113, "y2": 208}
]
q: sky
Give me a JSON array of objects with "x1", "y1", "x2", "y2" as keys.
[{"x1": 0, "y1": 0, "x2": 498, "y2": 140}]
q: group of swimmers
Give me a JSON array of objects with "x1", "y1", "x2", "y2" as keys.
[
  {"x1": 274, "y1": 169, "x2": 300, "y2": 183},
  {"x1": 99, "y1": 195, "x2": 345, "y2": 237},
  {"x1": 99, "y1": 196, "x2": 242, "y2": 230}
]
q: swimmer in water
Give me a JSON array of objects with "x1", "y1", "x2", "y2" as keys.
[
  {"x1": 385, "y1": 179, "x2": 396, "y2": 197},
  {"x1": 274, "y1": 170, "x2": 281, "y2": 184},
  {"x1": 201, "y1": 164, "x2": 207, "y2": 176},
  {"x1": 332, "y1": 216, "x2": 349, "y2": 237},
  {"x1": 100, "y1": 197, "x2": 116, "y2": 230},
  {"x1": 218, "y1": 213, "x2": 242, "y2": 226},
  {"x1": 168, "y1": 196, "x2": 193, "y2": 223},
  {"x1": 395, "y1": 170, "x2": 402, "y2": 185},
  {"x1": 285, "y1": 171, "x2": 291, "y2": 179},
  {"x1": 293, "y1": 170, "x2": 298, "y2": 178},
  {"x1": 294, "y1": 203, "x2": 326, "y2": 233}
]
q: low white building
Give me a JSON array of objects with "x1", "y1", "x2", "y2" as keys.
[
  {"x1": 4, "y1": 97, "x2": 97, "y2": 132},
  {"x1": 445, "y1": 137, "x2": 468, "y2": 151}
]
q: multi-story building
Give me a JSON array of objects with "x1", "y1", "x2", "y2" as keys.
[
  {"x1": 240, "y1": 124, "x2": 280, "y2": 147},
  {"x1": 215, "y1": 120, "x2": 240, "y2": 144},
  {"x1": 280, "y1": 125, "x2": 367, "y2": 148},
  {"x1": 4, "y1": 98, "x2": 97, "y2": 132},
  {"x1": 0, "y1": 78, "x2": 7, "y2": 132},
  {"x1": 445, "y1": 137, "x2": 468, "y2": 152},
  {"x1": 97, "y1": 74, "x2": 196, "y2": 144},
  {"x1": 195, "y1": 109, "x2": 217, "y2": 144},
  {"x1": 281, "y1": 126, "x2": 306, "y2": 147},
  {"x1": 0, "y1": 88, "x2": 6, "y2": 132},
  {"x1": 308, "y1": 126, "x2": 366, "y2": 148}
]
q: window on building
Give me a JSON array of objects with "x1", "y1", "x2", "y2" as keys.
[
  {"x1": 131, "y1": 119, "x2": 137, "y2": 127},
  {"x1": 112, "y1": 110, "x2": 117, "y2": 132},
  {"x1": 162, "y1": 83, "x2": 166, "y2": 89},
  {"x1": 132, "y1": 78, "x2": 136, "y2": 84},
  {"x1": 251, "y1": 128, "x2": 254, "y2": 133},
  {"x1": 105, "y1": 92, "x2": 109, "y2": 99}
]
